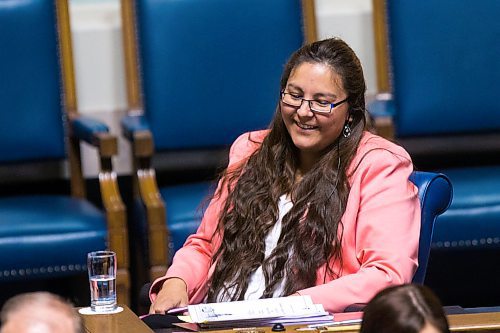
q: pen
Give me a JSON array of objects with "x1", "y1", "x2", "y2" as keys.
[{"x1": 167, "y1": 306, "x2": 189, "y2": 314}]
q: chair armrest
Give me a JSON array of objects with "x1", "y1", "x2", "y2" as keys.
[
  {"x1": 67, "y1": 114, "x2": 130, "y2": 304},
  {"x1": 121, "y1": 114, "x2": 154, "y2": 158},
  {"x1": 121, "y1": 113, "x2": 150, "y2": 140},
  {"x1": 71, "y1": 115, "x2": 109, "y2": 144},
  {"x1": 69, "y1": 115, "x2": 117, "y2": 159},
  {"x1": 367, "y1": 93, "x2": 396, "y2": 140},
  {"x1": 121, "y1": 113, "x2": 167, "y2": 279}
]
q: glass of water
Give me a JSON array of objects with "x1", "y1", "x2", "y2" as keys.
[{"x1": 87, "y1": 250, "x2": 117, "y2": 313}]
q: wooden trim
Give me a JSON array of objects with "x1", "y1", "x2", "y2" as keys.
[
  {"x1": 121, "y1": 0, "x2": 143, "y2": 110},
  {"x1": 97, "y1": 133, "x2": 118, "y2": 159},
  {"x1": 302, "y1": 0, "x2": 318, "y2": 43},
  {"x1": 99, "y1": 171, "x2": 131, "y2": 305},
  {"x1": 372, "y1": 0, "x2": 391, "y2": 93},
  {"x1": 68, "y1": 136, "x2": 86, "y2": 198},
  {"x1": 133, "y1": 130, "x2": 155, "y2": 158},
  {"x1": 56, "y1": 0, "x2": 77, "y2": 112},
  {"x1": 121, "y1": 0, "x2": 169, "y2": 280},
  {"x1": 372, "y1": 115, "x2": 395, "y2": 140},
  {"x1": 137, "y1": 169, "x2": 168, "y2": 280},
  {"x1": 57, "y1": 0, "x2": 130, "y2": 305},
  {"x1": 131, "y1": 134, "x2": 168, "y2": 279},
  {"x1": 55, "y1": 0, "x2": 85, "y2": 198}
]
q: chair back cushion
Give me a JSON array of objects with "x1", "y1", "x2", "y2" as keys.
[
  {"x1": 433, "y1": 166, "x2": 500, "y2": 251},
  {"x1": 0, "y1": 0, "x2": 66, "y2": 162},
  {"x1": 387, "y1": 0, "x2": 500, "y2": 137},
  {"x1": 409, "y1": 171, "x2": 452, "y2": 284},
  {"x1": 160, "y1": 182, "x2": 214, "y2": 257},
  {"x1": 135, "y1": 0, "x2": 303, "y2": 150}
]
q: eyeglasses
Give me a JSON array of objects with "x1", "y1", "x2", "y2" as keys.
[{"x1": 280, "y1": 91, "x2": 348, "y2": 114}]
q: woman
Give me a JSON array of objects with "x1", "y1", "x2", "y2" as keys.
[
  {"x1": 149, "y1": 37, "x2": 420, "y2": 314},
  {"x1": 360, "y1": 284, "x2": 450, "y2": 333}
]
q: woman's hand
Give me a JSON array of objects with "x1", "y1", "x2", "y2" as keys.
[{"x1": 149, "y1": 278, "x2": 189, "y2": 314}]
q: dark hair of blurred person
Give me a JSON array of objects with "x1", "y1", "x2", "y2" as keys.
[{"x1": 360, "y1": 284, "x2": 450, "y2": 333}]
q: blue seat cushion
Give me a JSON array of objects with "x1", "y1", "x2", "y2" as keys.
[
  {"x1": 160, "y1": 182, "x2": 214, "y2": 255},
  {"x1": 0, "y1": 195, "x2": 107, "y2": 281},
  {"x1": 433, "y1": 166, "x2": 500, "y2": 250}
]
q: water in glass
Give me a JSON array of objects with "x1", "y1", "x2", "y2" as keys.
[{"x1": 89, "y1": 274, "x2": 116, "y2": 312}]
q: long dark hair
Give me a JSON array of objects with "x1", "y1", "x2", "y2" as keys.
[
  {"x1": 207, "y1": 38, "x2": 368, "y2": 301},
  {"x1": 360, "y1": 284, "x2": 450, "y2": 333}
]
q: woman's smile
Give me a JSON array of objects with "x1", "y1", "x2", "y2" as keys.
[{"x1": 295, "y1": 121, "x2": 319, "y2": 131}]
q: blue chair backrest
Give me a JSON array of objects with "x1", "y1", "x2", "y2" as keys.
[
  {"x1": 0, "y1": 1, "x2": 66, "y2": 163},
  {"x1": 386, "y1": 0, "x2": 500, "y2": 137},
  {"x1": 134, "y1": 0, "x2": 304, "y2": 150},
  {"x1": 409, "y1": 171, "x2": 452, "y2": 284}
]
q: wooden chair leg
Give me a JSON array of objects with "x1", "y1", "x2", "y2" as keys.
[{"x1": 116, "y1": 268, "x2": 131, "y2": 306}]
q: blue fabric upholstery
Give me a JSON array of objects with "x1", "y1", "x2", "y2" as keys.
[
  {"x1": 0, "y1": 0, "x2": 112, "y2": 283},
  {"x1": 409, "y1": 172, "x2": 452, "y2": 284},
  {"x1": 387, "y1": 0, "x2": 500, "y2": 137},
  {"x1": 121, "y1": 114, "x2": 150, "y2": 141},
  {"x1": 0, "y1": 196, "x2": 106, "y2": 281},
  {"x1": 127, "y1": 0, "x2": 305, "y2": 264},
  {"x1": 0, "y1": 0, "x2": 65, "y2": 162},
  {"x1": 71, "y1": 116, "x2": 110, "y2": 145},
  {"x1": 433, "y1": 166, "x2": 500, "y2": 251},
  {"x1": 135, "y1": 0, "x2": 303, "y2": 150},
  {"x1": 369, "y1": 0, "x2": 500, "y2": 305},
  {"x1": 160, "y1": 182, "x2": 214, "y2": 256},
  {"x1": 377, "y1": 0, "x2": 500, "y2": 252}
]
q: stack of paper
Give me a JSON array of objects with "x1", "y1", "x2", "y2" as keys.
[{"x1": 187, "y1": 295, "x2": 334, "y2": 329}]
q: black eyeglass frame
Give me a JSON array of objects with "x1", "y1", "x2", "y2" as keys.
[{"x1": 280, "y1": 91, "x2": 348, "y2": 114}]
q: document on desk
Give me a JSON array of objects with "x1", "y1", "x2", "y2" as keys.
[{"x1": 187, "y1": 295, "x2": 334, "y2": 328}]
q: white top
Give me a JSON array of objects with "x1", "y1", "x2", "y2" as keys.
[{"x1": 217, "y1": 195, "x2": 293, "y2": 302}]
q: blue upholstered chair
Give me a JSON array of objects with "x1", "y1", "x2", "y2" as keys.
[
  {"x1": 343, "y1": 171, "x2": 452, "y2": 312},
  {"x1": 139, "y1": 170, "x2": 453, "y2": 311},
  {"x1": 370, "y1": 0, "x2": 500, "y2": 305},
  {"x1": 120, "y1": 0, "x2": 316, "y2": 279},
  {"x1": 409, "y1": 172, "x2": 452, "y2": 284},
  {"x1": 0, "y1": 0, "x2": 129, "y2": 304}
]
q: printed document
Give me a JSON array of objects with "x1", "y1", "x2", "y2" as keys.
[{"x1": 187, "y1": 295, "x2": 334, "y2": 328}]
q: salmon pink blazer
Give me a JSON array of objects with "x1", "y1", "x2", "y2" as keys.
[{"x1": 150, "y1": 130, "x2": 420, "y2": 313}]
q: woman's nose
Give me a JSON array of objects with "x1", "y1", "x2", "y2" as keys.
[{"x1": 296, "y1": 100, "x2": 313, "y2": 117}]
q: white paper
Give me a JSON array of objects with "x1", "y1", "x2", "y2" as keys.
[{"x1": 187, "y1": 296, "x2": 333, "y2": 328}]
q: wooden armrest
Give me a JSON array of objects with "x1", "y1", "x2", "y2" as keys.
[
  {"x1": 121, "y1": 113, "x2": 168, "y2": 279},
  {"x1": 367, "y1": 94, "x2": 396, "y2": 140}
]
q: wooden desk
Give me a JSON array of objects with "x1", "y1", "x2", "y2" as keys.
[
  {"x1": 79, "y1": 305, "x2": 153, "y2": 333},
  {"x1": 313, "y1": 312, "x2": 500, "y2": 333},
  {"x1": 448, "y1": 312, "x2": 500, "y2": 332},
  {"x1": 80, "y1": 310, "x2": 500, "y2": 333},
  {"x1": 226, "y1": 312, "x2": 500, "y2": 333}
]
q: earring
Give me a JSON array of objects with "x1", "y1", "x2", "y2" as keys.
[{"x1": 342, "y1": 124, "x2": 352, "y2": 138}]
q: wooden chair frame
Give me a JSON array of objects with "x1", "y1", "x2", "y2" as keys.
[
  {"x1": 57, "y1": 0, "x2": 130, "y2": 304},
  {"x1": 370, "y1": 0, "x2": 395, "y2": 140}
]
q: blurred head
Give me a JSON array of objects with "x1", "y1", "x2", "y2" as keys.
[
  {"x1": 0, "y1": 292, "x2": 83, "y2": 333},
  {"x1": 360, "y1": 284, "x2": 450, "y2": 333}
]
